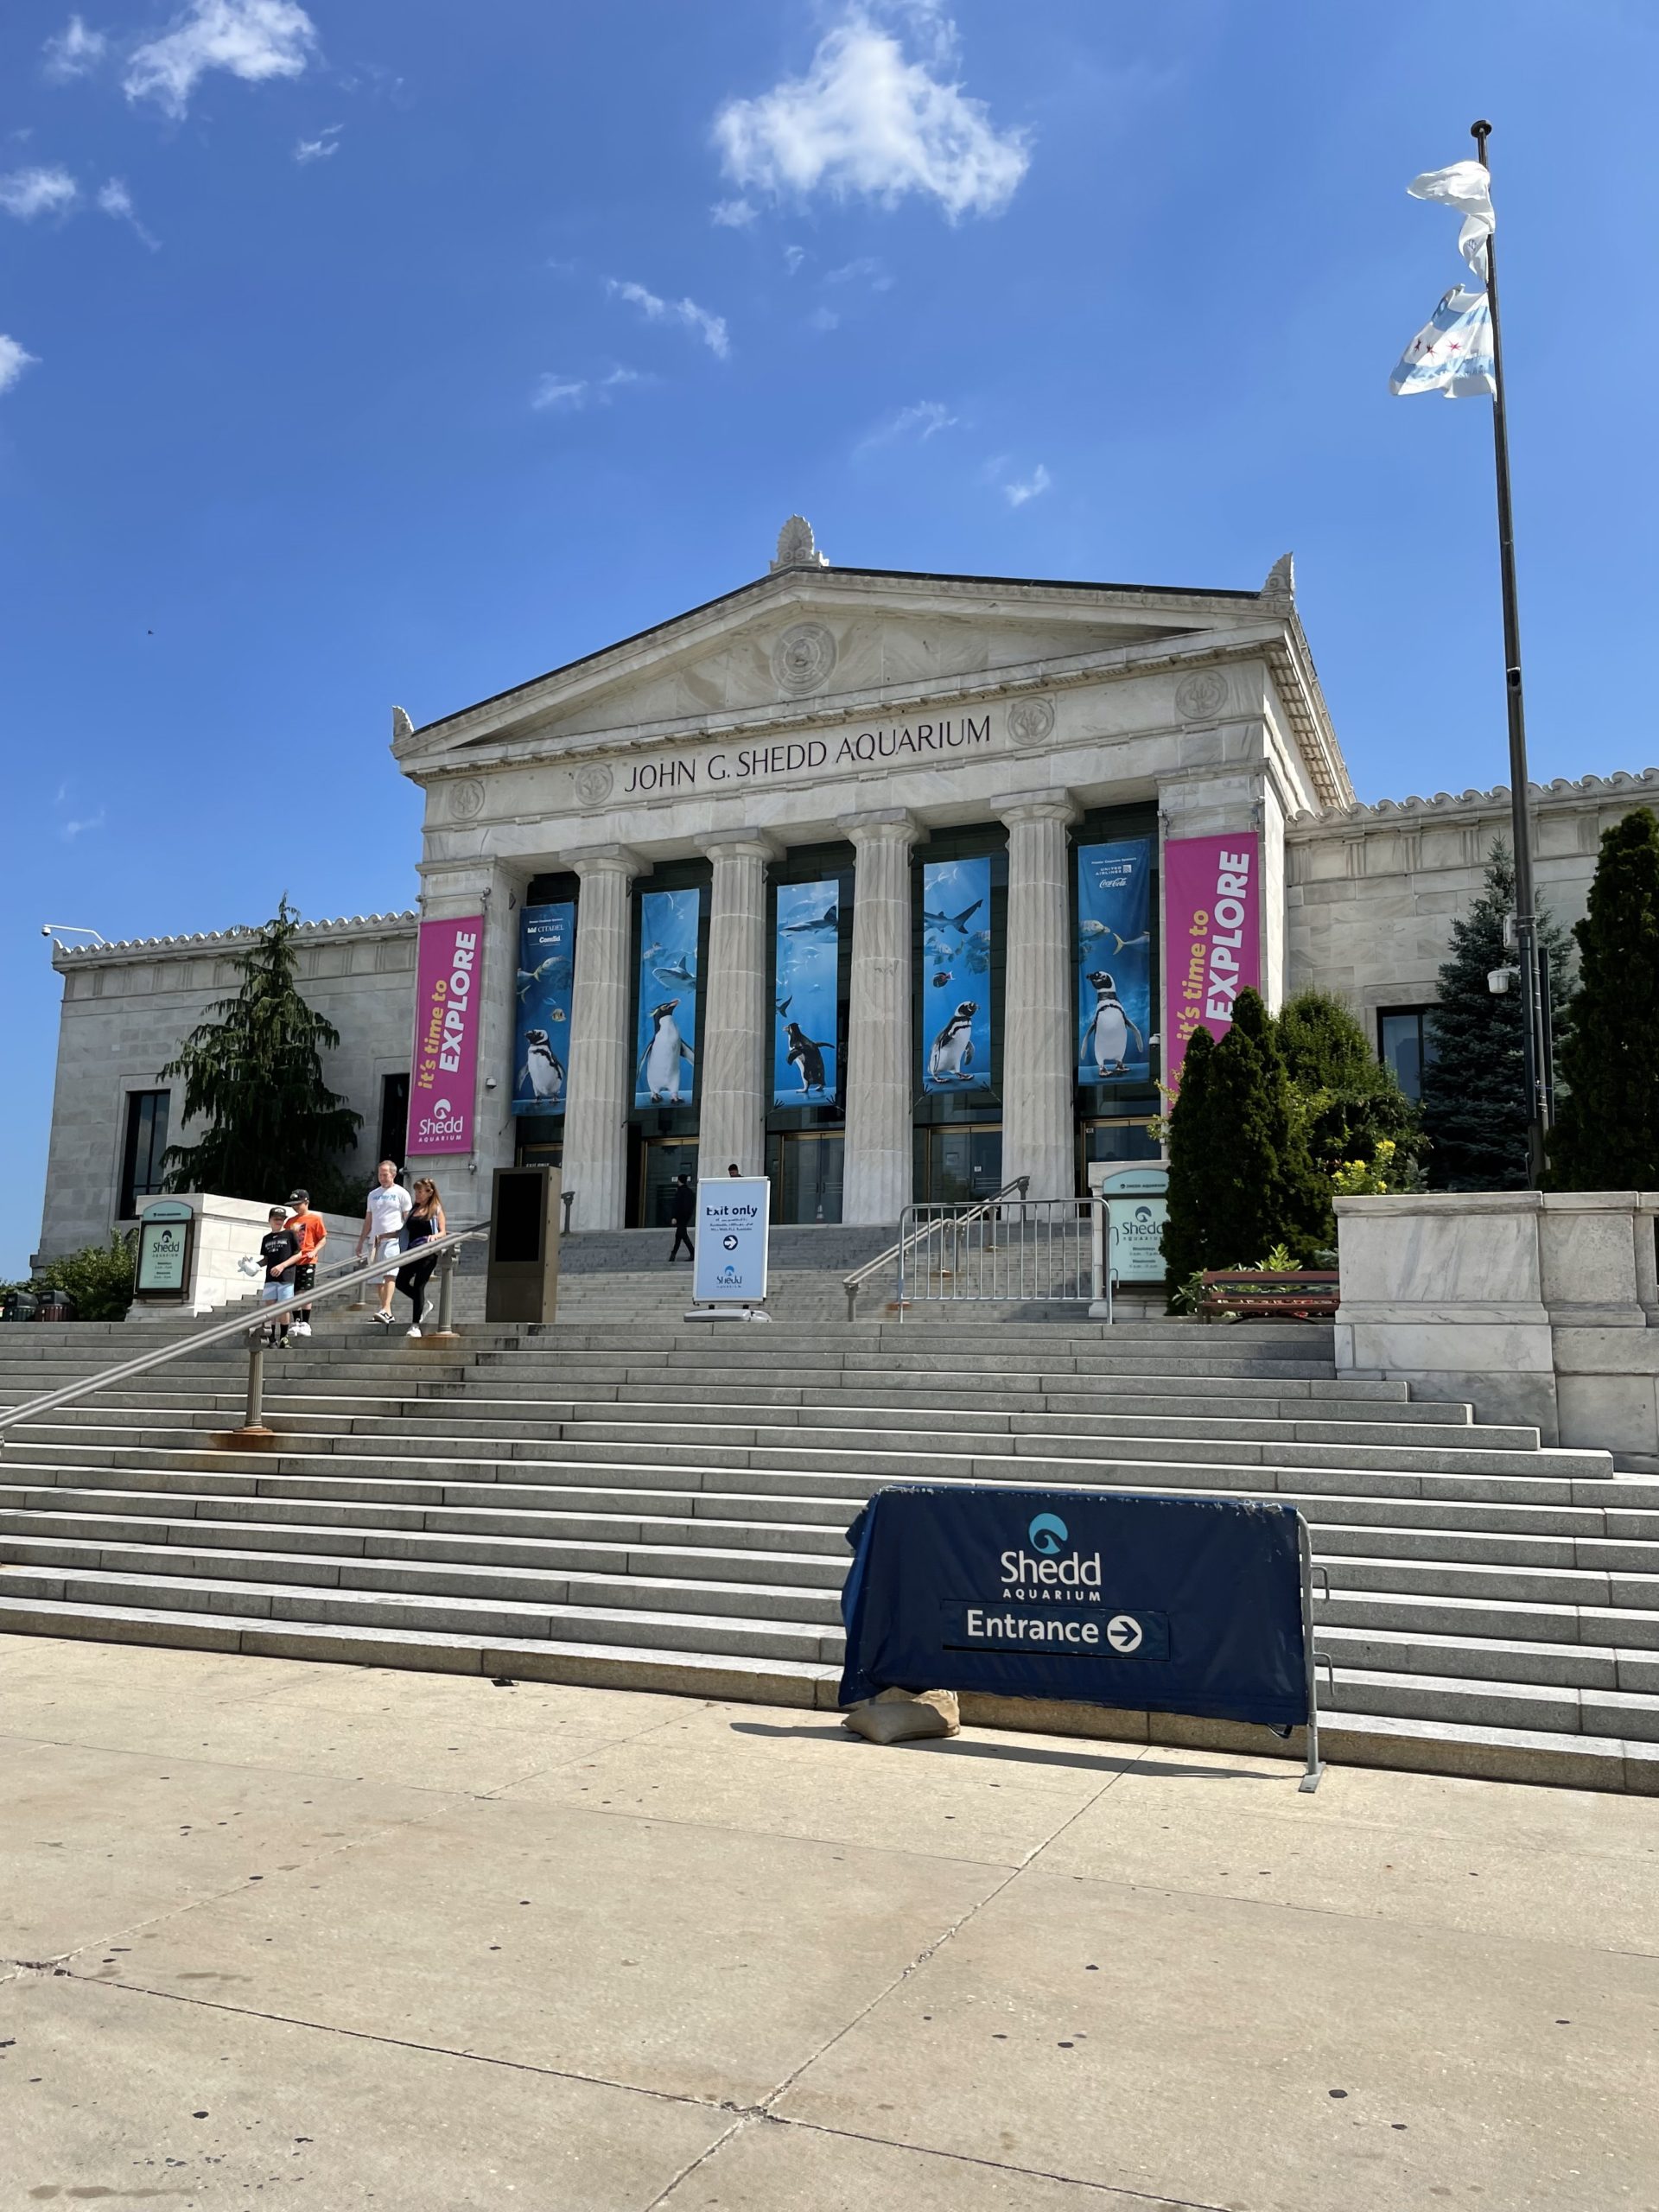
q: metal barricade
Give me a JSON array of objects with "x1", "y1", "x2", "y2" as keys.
[{"x1": 896, "y1": 1196, "x2": 1111, "y2": 1319}]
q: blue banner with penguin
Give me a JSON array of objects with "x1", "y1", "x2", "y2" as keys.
[
  {"x1": 513, "y1": 901, "x2": 575, "y2": 1116},
  {"x1": 634, "y1": 887, "x2": 700, "y2": 1107},
  {"x1": 772, "y1": 880, "x2": 840, "y2": 1107},
  {"x1": 921, "y1": 855, "x2": 993, "y2": 1094},
  {"x1": 1076, "y1": 836, "x2": 1153, "y2": 1086}
]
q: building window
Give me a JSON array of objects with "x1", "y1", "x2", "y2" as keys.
[
  {"x1": 1378, "y1": 1007, "x2": 1439, "y2": 1103},
  {"x1": 118, "y1": 1090, "x2": 170, "y2": 1218},
  {"x1": 378, "y1": 1074, "x2": 410, "y2": 1169}
]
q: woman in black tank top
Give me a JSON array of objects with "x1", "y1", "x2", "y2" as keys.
[{"x1": 396, "y1": 1179, "x2": 446, "y2": 1337}]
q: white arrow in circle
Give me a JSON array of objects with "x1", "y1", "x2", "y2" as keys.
[
  {"x1": 1106, "y1": 1614, "x2": 1143, "y2": 1654},
  {"x1": 722, "y1": 1234, "x2": 740, "y2": 1251}
]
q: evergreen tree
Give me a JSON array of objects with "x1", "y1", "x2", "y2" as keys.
[
  {"x1": 1162, "y1": 991, "x2": 1306, "y2": 1284},
  {"x1": 1548, "y1": 808, "x2": 1659, "y2": 1188},
  {"x1": 1161, "y1": 1027, "x2": 1217, "y2": 1287},
  {"x1": 160, "y1": 900, "x2": 363, "y2": 1202},
  {"x1": 1233, "y1": 988, "x2": 1332, "y2": 1258},
  {"x1": 1278, "y1": 988, "x2": 1425, "y2": 1183},
  {"x1": 1420, "y1": 842, "x2": 1573, "y2": 1190}
]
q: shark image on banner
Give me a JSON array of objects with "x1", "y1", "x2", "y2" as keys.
[
  {"x1": 921, "y1": 855, "x2": 992, "y2": 1094},
  {"x1": 772, "y1": 879, "x2": 840, "y2": 1106},
  {"x1": 634, "y1": 887, "x2": 701, "y2": 1106},
  {"x1": 513, "y1": 901, "x2": 575, "y2": 1116}
]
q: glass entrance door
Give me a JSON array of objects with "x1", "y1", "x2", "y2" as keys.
[
  {"x1": 775, "y1": 1132, "x2": 843, "y2": 1224},
  {"x1": 639, "y1": 1136, "x2": 699, "y2": 1228},
  {"x1": 923, "y1": 1125, "x2": 1002, "y2": 1204}
]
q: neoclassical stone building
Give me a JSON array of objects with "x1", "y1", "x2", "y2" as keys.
[{"x1": 35, "y1": 521, "x2": 1656, "y2": 1261}]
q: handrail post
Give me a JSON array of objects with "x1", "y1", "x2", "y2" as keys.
[
  {"x1": 228, "y1": 1327, "x2": 275, "y2": 1442},
  {"x1": 429, "y1": 1245, "x2": 461, "y2": 1345}
]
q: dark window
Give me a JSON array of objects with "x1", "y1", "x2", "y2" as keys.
[
  {"x1": 118, "y1": 1090, "x2": 170, "y2": 1218},
  {"x1": 378, "y1": 1074, "x2": 410, "y2": 1168},
  {"x1": 1378, "y1": 1007, "x2": 1439, "y2": 1103}
]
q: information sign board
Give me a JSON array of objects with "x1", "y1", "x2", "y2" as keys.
[
  {"x1": 136, "y1": 1200, "x2": 194, "y2": 1300},
  {"x1": 692, "y1": 1177, "x2": 771, "y2": 1303}
]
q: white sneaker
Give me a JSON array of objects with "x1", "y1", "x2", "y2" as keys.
[
  {"x1": 406, "y1": 1325, "x2": 423, "y2": 1338},
  {"x1": 374, "y1": 1310, "x2": 393, "y2": 1327}
]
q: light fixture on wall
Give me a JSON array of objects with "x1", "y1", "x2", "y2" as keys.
[{"x1": 41, "y1": 923, "x2": 109, "y2": 945}]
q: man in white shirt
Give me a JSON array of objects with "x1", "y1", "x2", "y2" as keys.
[{"x1": 357, "y1": 1160, "x2": 413, "y2": 1326}]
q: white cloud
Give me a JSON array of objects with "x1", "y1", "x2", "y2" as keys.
[
  {"x1": 713, "y1": 9, "x2": 1028, "y2": 222},
  {"x1": 605, "y1": 277, "x2": 729, "y2": 359},
  {"x1": 859, "y1": 397, "x2": 957, "y2": 450},
  {"x1": 807, "y1": 305, "x2": 839, "y2": 333},
  {"x1": 531, "y1": 365, "x2": 644, "y2": 412},
  {"x1": 42, "y1": 14, "x2": 107, "y2": 80},
  {"x1": 61, "y1": 808, "x2": 107, "y2": 841},
  {"x1": 97, "y1": 176, "x2": 161, "y2": 248},
  {"x1": 783, "y1": 243, "x2": 804, "y2": 276},
  {"x1": 709, "y1": 196, "x2": 755, "y2": 227},
  {"x1": 1002, "y1": 462, "x2": 1051, "y2": 507},
  {"x1": 0, "y1": 335, "x2": 39, "y2": 394},
  {"x1": 824, "y1": 253, "x2": 893, "y2": 289},
  {"x1": 294, "y1": 124, "x2": 341, "y2": 162},
  {"x1": 0, "y1": 166, "x2": 79, "y2": 219},
  {"x1": 125, "y1": 0, "x2": 316, "y2": 119}
]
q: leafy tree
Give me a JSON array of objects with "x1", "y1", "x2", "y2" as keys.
[
  {"x1": 1420, "y1": 842, "x2": 1573, "y2": 1190},
  {"x1": 1278, "y1": 988, "x2": 1426, "y2": 1182},
  {"x1": 1233, "y1": 988, "x2": 1332, "y2": 1258},
  {"x1": 1548, "y1": 808, "x2": 1659, "y2": 1188},
  {"x1": 34, "y1": 1234, "x2": 137, "y2": 1321},
  {"x1": 159, "y1": 900, "x2": 363, "y2": 1203}
]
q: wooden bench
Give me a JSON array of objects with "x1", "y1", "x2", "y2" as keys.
[{"x1": 1198, "y1": 1269, "x2": 1339, "y2": 1322}]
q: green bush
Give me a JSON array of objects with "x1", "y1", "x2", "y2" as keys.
[{"x1": 35, "y1": 1234, "x2": 137, "y2": 1321}]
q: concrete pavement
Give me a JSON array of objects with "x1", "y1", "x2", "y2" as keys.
[{"x1": 3, "y1": 1635, "x2": 1656, "y2": 2209}]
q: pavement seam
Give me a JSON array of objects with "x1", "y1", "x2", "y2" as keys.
[{"x1": 638, "y1": 1743, "x2": 1154, "y2": 2210}]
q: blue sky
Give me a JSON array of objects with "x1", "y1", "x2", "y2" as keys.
[{"x1": 4, "y1": 0, "x2": 1656, "y2": 1272}]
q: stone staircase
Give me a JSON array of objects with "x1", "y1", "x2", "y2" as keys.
[{"x1": 2, "y1": 1317, "x2": 1656, "y2": 1790}]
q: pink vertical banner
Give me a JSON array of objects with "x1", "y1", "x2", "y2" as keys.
[
  {"x1": 408, "y1": 915, "x2": 485, "y2": 1154},
  {"x1": 1162, "y1": 833, "x2": 1261, "y2": 1087}
]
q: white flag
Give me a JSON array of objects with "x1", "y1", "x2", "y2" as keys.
[
  {"x1": 1389, "y1": 285, "x2": 1496, "y2": 398},
  {"x1": 1407, "y1": 159, "x2": 1495, "y2": 282}
]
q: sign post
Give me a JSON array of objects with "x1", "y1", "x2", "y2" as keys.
[
  {"x1": 134, "y1": 1200, "x2": 194, "y2": 1304},
  {"x1": 690, "y1": 1176, "x2": 772, "y2": 1318}
]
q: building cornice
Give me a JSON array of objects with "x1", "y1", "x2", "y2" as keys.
[
  {"x1": 50, "y1": 910, "x2": 418, "y2": 970},
  {"x1": 1285, "y1": 766, "x2": 1659, "y2": 837}
]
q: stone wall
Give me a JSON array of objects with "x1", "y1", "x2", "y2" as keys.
[
  {"x1": 36, "y1": 915, "x2": 419, "y2": 1265},
  {"x1": 1286, "y1": 768, "x2": 1659, "y2": 1024}
]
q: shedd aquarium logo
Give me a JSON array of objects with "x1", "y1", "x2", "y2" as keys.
[{"x1": 999, "y1": 1512, "x2": 1103, "y2": 1602}]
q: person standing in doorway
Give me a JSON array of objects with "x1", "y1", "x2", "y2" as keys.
[
  {"x1": 727, "y1": 1162, "x2": 741, "y2": 1178},
  {"x1": 668, "y1": 1173, "x2": 695, "y2": 1263},
  {"x1": 395, "y1": 1179, "x2": 446, "y2": 1337},
  {"x1": 283, "y1": 1189, "x2": 327, "y2": 1339},
  {"x1": 357, "y1": 1160, "x2": 413, "y2": 1327}
]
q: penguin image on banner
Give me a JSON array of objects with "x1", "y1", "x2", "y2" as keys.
[
  {"x1": 635, "y1": 888, "x2": 702, "y2": 1108},
  {"x1": 513, "y1": 901, "x2": 576, "y2": 1116},
  {"x1": 1075, "y1": 838, "x2": 1153, "y2": 1086},
  {"x1": 921, "y1": 856, "x2": 992, "y2": 1093},
  {"x1": 772, "y1": 879, "x2": 841, "y2": 1105}
]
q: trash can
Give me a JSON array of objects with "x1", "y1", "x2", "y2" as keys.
[
  {"x1": 2, "y1": 1289, "x2": 40, "y2": 1323},
  {"x1": 36, "y1": 1288, "x2": 78, "y2": 1322}
]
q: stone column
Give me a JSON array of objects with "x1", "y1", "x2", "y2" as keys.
[
  {"x1": 1000, "y1": 795, "x2": 1080, "y2": 1200},
  {"x1": 561, "y1": 846, "x2": 643, "y2": 1231},
  {"x1": 698, "y1": 834, "x2": 778, "y2": 1179},
  {"x1": 840, "y1": 810, "x2": 918, "y2": 1225}
]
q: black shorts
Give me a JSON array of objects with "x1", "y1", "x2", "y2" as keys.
[{"x1": 291, "y1": 1263, "x2": 316, "y2": 1296}]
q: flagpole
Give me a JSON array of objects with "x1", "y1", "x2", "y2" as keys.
[{"x1": 1471, "y1": 118, "x2": 1550, "y2": 1184}]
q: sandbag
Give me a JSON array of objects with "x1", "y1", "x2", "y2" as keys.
[{"x1": 841, "y1": 1688, "x2": 960, "y2": 1744}]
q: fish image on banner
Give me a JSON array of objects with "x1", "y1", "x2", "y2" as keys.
[
  {"x1": 921, "y1": 855, "x2": 992, "y2": 1094},
  {"x1": 1076, "y1": 838, "x2": 1154, "y2": 1086},
  {"x1": 512, "y1": 902, "x2": 575, "y2": 1116},
  {"x1": 772, "y1": 880, "x2": 840, "y2": 1107},
  {"x1": 635, "y1": 887, "x2": 701, "y2": 1107}
]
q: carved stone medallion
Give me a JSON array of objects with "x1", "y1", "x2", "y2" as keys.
[
  {"x1": 1007, "y1": 696, "x2": 1056, "y2": 748},
  {"x1": 448, "y1": 777, "x2": 486, "y2": 823},
  {"x1": 772, "y1": 621, "x2": 836, "y2": 697},
  {"x1": 573, "y1": 762, "x2": 615, "y2": 807},
  {"x1": 1175, "y1": 671, "x2": 1229, "y2": 723}
]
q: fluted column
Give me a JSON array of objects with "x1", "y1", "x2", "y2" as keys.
[
  {"x1": 698, "y1": 834, "x2": 778, "y2": 1177},
  {"x1": 1000, "y1": 796, "x2": 1080, "y2": 1200},
  {"x1": 562, "y1": 846, "x2": 643, "y2": 1231},
  {"x1": 840, "y1": 810, "x2": 918, "y2": 1225}
]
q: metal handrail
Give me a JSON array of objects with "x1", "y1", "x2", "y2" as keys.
[
  {"x1": 0, "y1": 1219, "x2": 491, "y2": 1440},
  {"x1": 842, "y1": 1175, "x2": 1030, "y2": 1321},
  {"x1": 895, "y1": 1194, "x2": 1109, "y2": 1319}
]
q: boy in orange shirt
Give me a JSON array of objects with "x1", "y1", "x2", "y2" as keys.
[{"x1": 283, "y1": 1189, "x2": 328, "y2": 1340}]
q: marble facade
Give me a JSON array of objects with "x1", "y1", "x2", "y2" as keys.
[{"x1": 34, "y1": 522, "x2": 1659, "y2": 1260}]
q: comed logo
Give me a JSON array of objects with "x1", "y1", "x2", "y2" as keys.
[{"x1": 1027, "y1": 1513, "x2": 1068, "y2": 1555}]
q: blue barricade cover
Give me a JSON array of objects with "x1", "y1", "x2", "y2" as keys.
[{"x1": 839, "y1": 1486, "x2": 1309, "y2": 1730}]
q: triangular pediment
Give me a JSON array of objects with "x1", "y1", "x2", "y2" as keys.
[{"x1": 396, "y1": 564, "x2": 1279, "y2": 768}]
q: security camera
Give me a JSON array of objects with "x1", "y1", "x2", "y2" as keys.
[
  {"x1": 1487, "y1": 966, "x2": 1515, "y2": 995},
  {"x1": 41, "y1": 925, "x2": 50, "y2": 937}
]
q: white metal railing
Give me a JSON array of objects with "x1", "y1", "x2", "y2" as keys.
[
  {"x1": 896, "y1": 1195, "x2": 1112, "y2": 1320},
  {"x1": 842, "y1": 1175, "x2": 1030, "y2": 1321}
]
